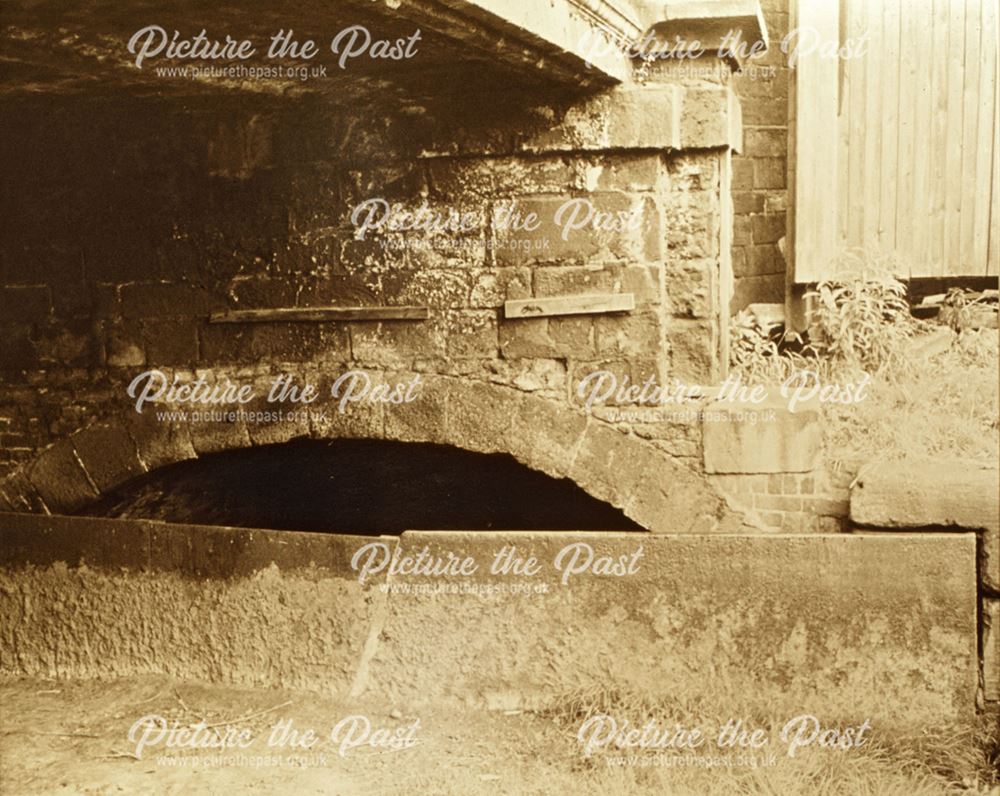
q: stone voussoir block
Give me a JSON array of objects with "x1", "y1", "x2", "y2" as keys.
[
  {"x1": 703, "y1": 392, "x2": 821, "y2": 474},
  {"x1": 0, "y1": 470, "x2": 48, "y2": 513},
  {"x1": 70, "y1": 424, "x2": 146, "y2": 494},
  {"x1": 444, "y1": 379, "x2": 519, "y2": 456},
  {"x1": 509, "y1": 393, "x2": 586, "y2": 480},
  {"x1": 26, "y1": 438, "x2": 99, "y2": 513},
  {"x1": 124, "y1": 408, "x2": 197, "y2": 473}
]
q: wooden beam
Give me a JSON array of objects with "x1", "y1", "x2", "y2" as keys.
[
  {"x1": 504, "y1": 293, "x2": 634, "y2": 319},
  {"x1": 209, "y1": 306, "x2": 429, "y2": 323}
]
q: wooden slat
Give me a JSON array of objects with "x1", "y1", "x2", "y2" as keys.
[
  {"x1": 943, "y1": 0, "x2": 968, "y2": 274},
  {"x1": 878, "y1": 0, "x2": 901, "y2": 256},
  {"x1": 503, "y1": 293, "x2": 634, "y2": 319},
  {"x1": 909, "y1": 0, "x2": 936, "y2": 276},
  {"x1": 980, "y1": 0, "x2": 999, "y2": 275},
  {"x1": 959, "y1": 0, "x2": 982, "y2": 272},
  {"x1": 862, "y1": 0, "x2": 884, "y2": 248},
  {"x1": 792, "y1": 0, "x2": 840, "y2": 282},
  {"x1": 798, "y1": 0, "x2": 997, "y2": 281},
  {"x1": 929, "y1": 0, "x2": 951, "y2": 274},
  {"x1": 895, "y1": 0, "x2": 919, "y2": 275},
  {"x1": 836, "y1": 0, "x2": 853, "y2": 249},
  {"x1": 209, "y1": 306, "x2": 430, "y2": 323},
  {"x1": 845, "y1": 0, "x2": 867, "y2": 250}
]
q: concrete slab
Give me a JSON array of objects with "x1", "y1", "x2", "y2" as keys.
[
  {"x1": 0, "y1": 515, "x2": 980, "y2": 724},
  {"x1": 364, "y1": 531, "x2": 978, "y2": 724}
]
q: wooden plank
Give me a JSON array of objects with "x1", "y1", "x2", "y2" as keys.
[
  {"x1": 878, "y1": 0, "x2": 902, "y2": 256},
  {"x1": 942, "y1": 0, "x2": 968, "y2": 274},
  {"x1": 991, "y1": 76, "x2": 1000, "y2": 276},
  {"x1": 209, "y1": 306, "x2": 430, "y2": 323},
  {"x1": 958, "y1": 0, "x2": 982, "y2": 273},
  {"x1": 792, "y1": 0, "x2": 840, "y2": 282},
  {"x1": 845, "y1": 0, "x2": 868, "y2": 250},
  {"x1": 862, "y1": 0, "x2": 884, "y2": 249},
  {"x1": 910, "y1": 2, "x2": 936, "y2": 276},
  {"x1": 929, "y1": 0, "x2": 951, "y2": 274},
  {"x1": 983, "y1": 0, "x2": 999, "y2": 275},
  {"x1": 836, "y1": 0, "x2": 853, "y2": 250},
  {"x1": 503, "y1": 293, "x2": 634, "y2": 319},
  {"x1": 895, "y1": 0, "x2": 919, "y2": 275}
]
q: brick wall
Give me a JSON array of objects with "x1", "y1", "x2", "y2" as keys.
[
  {"x1": 731, "y1": 0, "x2": 791, "y2": 310},
  {"x1": 711, "y1": 465, "x2": 856, "y2": 533}
]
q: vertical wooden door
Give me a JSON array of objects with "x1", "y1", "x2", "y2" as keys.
[{"x1": 793, "y1": 0, "x2": 999, "y2": 282}]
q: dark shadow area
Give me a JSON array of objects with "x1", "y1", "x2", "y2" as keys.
[{"x1": 81, "y1": 438, "x2": 642, "y2": 534}]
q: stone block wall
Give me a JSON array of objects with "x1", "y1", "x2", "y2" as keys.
[{"x1": 0, "y1": 70, "x2": 753, "y2": 532}]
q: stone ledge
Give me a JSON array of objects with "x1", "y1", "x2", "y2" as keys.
[
  {"x1": 0, "y1": 518, "x2": 979, "y2": 722},
  {"x1": 851, "y1": 459, "x2": 1000, "y2": 591},
  {"x1": 420, "y1": 84, "x2": 741, "y2": 157},
  {"x1": 0, "y1": 511, "x2": 376, "y2": 578}
]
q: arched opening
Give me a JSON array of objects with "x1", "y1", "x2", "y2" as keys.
[{"x1": 80, "y1": 438, "x2": 641, "y2": 533}]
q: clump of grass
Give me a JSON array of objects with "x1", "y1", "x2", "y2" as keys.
[
  {"x1": 730, "y1": 256, "x2": 998, "y2": 464},
  {"x1": 805, "y1": 256, "x2": 920, "y2": 377},
  {"x1": 536, "y1": 684, "x2": 999, "y2": 796},
  {"x1": 821, "y1": 328, "x2": 998, "y2": 463}
]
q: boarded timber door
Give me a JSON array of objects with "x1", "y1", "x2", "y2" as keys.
[{"x1": 793, "y1": 0, "x2": 999, "y2": 282}]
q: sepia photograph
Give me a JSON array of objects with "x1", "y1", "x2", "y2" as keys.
[{"x1": 0, "y1": 0, "x2": 998, "y2": 793}]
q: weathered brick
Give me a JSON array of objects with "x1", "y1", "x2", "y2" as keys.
[
  {"x1": 742, "y1": 244, "x2": 783, "y2": 276},
  {"x1": 427, "y1": 157, "x2": 578, "y2": 198},
  {"x1": 469, "y1": 268, "x2": 532, "y2": 308},
  {"x1": 753, "y1": 158, "x2": 786, "y2": 189},
  {"x1": 742, "y1": 97, "x2": 787, "y2": 126},
  {"x1": 733, "y1": 192, "x2": 765, "y2": 214},
  {"x1": 105, "y1": 320, "x2": 146, "y2": 368},
  {"x1": 590, "y1": 154, "x2": 664, "y2": 192},
  {"x1": 733, "y1": 216, "x2": 752, "y2": 245},
  {"x1": 732, "y1": 157, "x2": 754, "y2": 191},
  {"x1": 350, "y1": 321, "x2": 446, "y2": 366},
  {"x1": 754, "y1": 493, "x2": 803, "y2": 512},
  {"x1": 744, "y1": 128, "x2": 787, "y2": 157},
  {"x1": 804, "y1": 497, "x2": 851, "y2": 517},
  {"x1": 0, "y1": 324, "x2": 39, "y2": 373},
  {"x1": 752, "y1": 213, "x2": 786, "y2": 244}
]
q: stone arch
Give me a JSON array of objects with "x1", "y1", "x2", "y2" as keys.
[{"x1": 0, "y1": 374, "x2": 736, "y2": 533}]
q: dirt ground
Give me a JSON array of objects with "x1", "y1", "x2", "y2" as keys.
[
  {"x1": 1, "y1": 675, "x2": 997, "y2": 796},
  {"x1": 0, "y1": 675, "x2": 555, "y2": 795}
]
